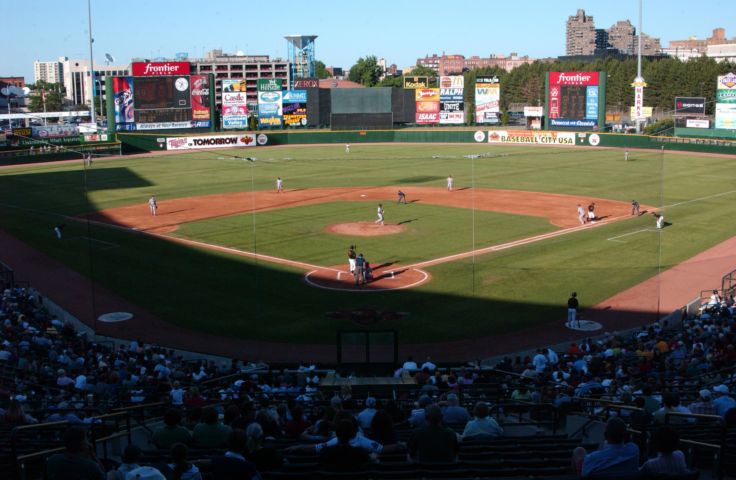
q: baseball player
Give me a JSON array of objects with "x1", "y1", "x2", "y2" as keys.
[
  {"x1": 148, "y1": 195, "x2": 157, "y2": 216},
  {"x1": 375, "y1": 204, "x2": 385, "y2": 226},
  {"x1": 276, "y1": 177, "x2": 283, "y2": 193},
  {"x1": 654, "y1": 212, "x2": 665, "y2": 229},
  {"x1": 53, "y1": 224, "x2": 65, "y2": 240},
  {"x1": 447, "y1": 175, "x2": 453, "y2": 191},
  {"x1": 631, "y1": 200, "x2": 640, "y2": 216},
  {"x1": 577, "y1": 204, "x2": 586, "y2": 225},
  {"x1": 624, "y1": 150, "x2": 629, "y2": 161},
  {"x1": 397, "y1": 190, "x2": 407, "y2": 204},
  {"x1": 345, "y1": 144, "x2": 350, "y2": 153},
  {"x1": 354, "y1": 254, "x2": 365, "y2": 285},
  {"x1": 347, "y1": 245, "x2": 357, "y2": 274},
  {"x1": 567, "y1": 292, "x2": 579, "y2": 328},
  {"x1": 587, "y1": 202, "x2": 596, "y2": 223}
]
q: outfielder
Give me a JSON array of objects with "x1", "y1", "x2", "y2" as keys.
[
  {"x1": 375, "y1": 204, "x2": 384, "y2": 226},
  {"x1": 447, "y1": 175, "x2": 453, "y2": 191},
  {"x1": 345, "y1": 144, "x2": 350, "y2": 153},
  {"x1": 148, "y1": 195, "x2": 157, "y2": 216},
  {"x1": 276, "y1": 177, "x2": 283, "y2": 193}
]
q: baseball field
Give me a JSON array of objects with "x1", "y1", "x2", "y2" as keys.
[{"x1": 1, "y1": 143, "x2": 734, "y2": 351}]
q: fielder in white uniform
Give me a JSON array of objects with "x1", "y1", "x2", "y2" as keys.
[
  {"x1": 447, "y1": 175, "x2": 453, "y2": 191},
  {"x1": 276, "y1": 177, "x2": 283, "y2": 193},
  {"x1": 656, "y1": 213, "x2": 664, "y2": 229},
  {"x1": 345, "y1": 144, "x2": 350, "y2": 153},
  {"x1": 577, "y1": 204, "x2": 586, "y2": 225},
  {"x1": 375, "y1": 204, "x2": 384, "y2": 225},
  {"x1": 148, "y1": 195, "x2": 157, "y2": 216}
]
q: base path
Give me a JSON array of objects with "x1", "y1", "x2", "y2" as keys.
[{"x1": 305, "y1": 264, "x2": 430, "y2": 292}]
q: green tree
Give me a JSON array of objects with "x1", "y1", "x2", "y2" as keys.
[
  {"x1": 27, "y1": 82, "x2": 65, "y2": 113},
  {"x1": 406, "y1": 65, "x2": 439, "y2": 78},
  {"x1": 348, "y1": 56, "x2": 383, "y2": 87},
  {"x1": 314, "y1": 60, "x2": 330, "y2": 79}
]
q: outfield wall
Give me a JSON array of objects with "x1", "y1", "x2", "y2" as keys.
[{"x1": 117, "y1": 129, "x2": 736, "y2": 156}]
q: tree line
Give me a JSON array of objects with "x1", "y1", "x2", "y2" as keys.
[{"x1": 345, "y1": 55, "x2": 736, "y2": 116}]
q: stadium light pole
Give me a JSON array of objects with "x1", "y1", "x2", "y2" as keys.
[
  {"x1": 87, "y1": 0, "x2": 97, "y2": 126},
  {"x1": 632, "y1": 0, "x2": 646, "y2": 134}
]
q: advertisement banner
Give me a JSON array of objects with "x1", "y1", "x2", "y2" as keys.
[
  {"x1": 440, "y1": 76, "x2": 464, "y2": 125},
  {"x1": 190, "y1": 75, "x2": 210, "y2": 121},
  {"x1": 549, "y1": 71, "x2": 600, "y2": 86},
  {"x1": 293, "y1": 78, "x2": 319, "y2": 88},
  {"x1": 524, "y1": 106, "x2": 544, "y2": 117},
  {"x1": 415, "y1": 88, "x2": 440, "y2": 124},
  {"x1": 135, "y1": 121, "x2": 193, "y2": 131},
  {"x1": 715, "y1": 103, "x2": 736, "y2": 129},
  {"x1": 633, "y1": 85, "x2": 645, "y2": 120},
  {"x1": 257, "y1": 78, "x2": 283, "y2": 92},
  {"x1": 222, "y1": 79, "x2": 248, "y2": 129},
  {"x1": 675, "y1": 97, "x2": 706, "y2": 115},
  {"x1": 282, "y1": 90, "x2": 307, "y2": 126},
  {"x1": 686, "y1": 119, "x2": 710, "y2": 128},
  {"x1": 440, "y1": 76, "x2": 464, "y2": 89},
  {"x1": 131, "y1": 61, "x2": 190, "y2": 76},
  {"x1": 585, "y1": 86, "x2": 599, "y2": 119},
  {"x1": 488, "y1": 130, "x2": 576, "y2": 145},
  {"x1": 404, "y1": 76, "x2": 429, "y2": 89},
  {"x1": 222, "y1": 79, "x2": 247, "y2": 93},
  {"x1": 629, "y1": 106, "x2": 653, "y2": 118},
  {"x1": 548, "y1": 71, "x2": 601, "y2": 128},
  {"x1": 475, "y1": 82, "x2": 500, "y2": 124},
  {"x1": 31, "y1": 125, "x2": 79, "y2": 138},
  {"x1": 258, "y1": 90, "x2": 283, "y2": 127},
  {"x1": 717, "y1": 73, "x2": 736, "y2": 104},
  {"x1": 113, "y1": 76, "x2": 135, "y2": 125},
  {"x1": 166, "y1": 134, "x2": 256, "y2": 150}
]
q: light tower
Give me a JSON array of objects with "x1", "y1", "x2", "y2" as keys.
[{"x1": 284, "y1": 35, "x2": 318, "y2": 88}]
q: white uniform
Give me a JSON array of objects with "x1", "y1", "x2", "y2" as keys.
[
  {"x1": 276, "y1": 178, "x2": 283, "y2": 192},
  {"x1": 375, "y1": 205, "x2": 384, "y2": 225},
  {"x1": 345, "y1": 144, "x2": 350, "y2": 153},
  {"x1": 447, "y1": 176, "x2": 453, "y2": 191},
  {"x1": 656, "y1": 214, "x2": 664, "y2": 229},
  {"x1": 577, "y1": 205, "x2": 586, "y2": 225},
  {"x1": 149, "y1": 196, "x2": 157, "y2": 216},
  {"x1": 624, "y1": 151, "x2": 629, "y2": 161}
]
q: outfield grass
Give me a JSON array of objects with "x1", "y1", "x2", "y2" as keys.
[{"x1": 0, "y1": 144, "x2": 735, "y2": 344}]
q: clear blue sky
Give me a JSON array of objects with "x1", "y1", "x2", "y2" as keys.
[{"x1": 2, "y1": 0, "x2": 731, "y2": 81}]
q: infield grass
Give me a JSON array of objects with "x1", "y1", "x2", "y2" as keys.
[{"x1": 0, "y1": 144, "x2": 735, "y2": 343}]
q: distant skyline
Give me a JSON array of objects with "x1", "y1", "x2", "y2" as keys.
[{"x1": 2, "y1": 0, "x2": 732, "y2": 81}]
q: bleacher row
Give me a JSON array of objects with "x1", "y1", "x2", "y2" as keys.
[{"x1": 1, "y1": 277, "x2": 736, "y2": 479}]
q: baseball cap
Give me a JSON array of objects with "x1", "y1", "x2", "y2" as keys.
[
  {"x1": 699, "y1": 389, "x2": 712, "y2": 399},
  {"x1": 713, "y1": 384, "x2": 730, "y2": 394},
  {"x1": 365, "y1": 397, "x2": 376, "y2": 407}
]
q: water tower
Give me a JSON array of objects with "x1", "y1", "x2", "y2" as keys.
[{"x1": 284, "y1": 35, "x2": 317, "y2": 87}]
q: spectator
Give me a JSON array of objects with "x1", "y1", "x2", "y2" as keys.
[
  {"x1": 367, "y1": 409, "x2": 398, "y2": 446},
  {"x1": 572, "y1": 417, "x2": 639, "y2": 478},
  {"x1": 3, "y1": 399, "x2": 38, "y2": 425},
  {"x1": 153, "y1": 409, "x2": 192, "y2": 449},
  {"x1": 110, "y1": 444, "x2": 142, "y2": 480},
  {"x1": 688, "y1": 389, "x2": 718, "y2": 416},
  {"x1": 192, "y1": 406, "x2": 232, "y2": 448},
  {"x1": 639, "y1": 425, "x2": 689, "y2": 476},
  {"x1": 319, "y1": 419, "x2": 372, "y2": 471},
  {"x1": 356, "y1": 397, "x2": 377, "y2": 430},
  {"x1": 713, "y1": 384, "x2": 735, "y2": 417},
  {"x1": 402, "y1": 356, "x2": 418, "y2": 371},
  {"x1": 209, "y1": 429, "x2": 261, "y2": 480},
  {"x1": 409, "y1": 395, "x2": 433, "y2": 427},
  {"x1": 284, "y1": 404, "x2": 310, "y2": 438},
  {"x1": 169, "y1": 382, "x2": 185, "y2": 407},
  {"x1": 654, "y1": 393, "x2": 693, "y2": 424},
  {"x1": 462, "y1": 402, "x2": 503, "y2": 440},
  {"x1": 407, "y1": 405, "x2": 458, "y2": 463},
  {"x1": 441, "y1": 393, "x2": 470, "y2": 425},
  {"x1": 420, "y1": 356, "x2": 437, "y2": 372},
  {"x1": 162, "y1": 443, "x2": 201, "y2": 480},
  {"x1": 124, "y1": 466, "x2": 166, "y2": 479},
  {"x1": 245, "y1": 422, "x2": 283, "y2": 471},
  {"x1": 44, "y1": 426, "x2": 105, "y2": 480}
]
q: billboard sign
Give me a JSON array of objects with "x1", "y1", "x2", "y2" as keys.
[
  {"x1": 131, "y1": 61, "x2": 190, "y2": 76},
  {"x1": 113, "y1": 76, "x2": 134, "y2": 125},
  {"x1": 166, "y1": 134, "x2": 256, "y2": 150},
  {"x1": 258, "y1": 90, "x2": 283, "y2": 127},
  {"x1": 404, "y1": 76, "x2": 429, "y2": 89},
  {"x1": 715, "y1": 103, "x2": 736, "y2": 129},
  {"x1": 524, "y1": 106, "x2": 544, "y2": 117},
  {"x1": 415, "y1": 88, "x2": 440, "y2": 124},
  {"x1": 629, "y1": 106, "x2": 653, "y2": 118},
  {"x1": 190, "y1": 74, "x2": 210, "y2": 121},
  {"x1": 717, "y1": 73, "x2": 736, "y2": 104},
  {"x1": 221, "y1": 79, "x2": 248, "y2": 129},
  {"x1": 548, "y1": 71, "x2": 602, "y2": 128},
  {"x1": 686, "y1": 119, "x2": 710, "y2": 128},
  {"x1": 293, "y1": 78, "x2": 319, "y2": 88},
  {"x1": 439, "y1": 76, "x2": 464, "y2": 124},
  {"x1": 257, "y1": 78, "x2": 283, "y2": 92},
  {"x1": 475, "y1": 80, "x2": 500, "y2": 124},
  {"x1": 488, "y1": 130, "x2": 576, "y2": 145},
  {"x1": 282, "y1": 90, "x2": 307, "y2": 126},
  {"x1": 674, "y1": 97, "x2": 706, "y2": 115}
]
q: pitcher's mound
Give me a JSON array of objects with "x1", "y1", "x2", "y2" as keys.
[{"x1": 325, "y1": 221, "x2": 405, "y2": 236}]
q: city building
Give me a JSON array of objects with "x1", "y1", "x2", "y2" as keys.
[
  {"x1": 0, "y1": 77, "x2": 25, "y2": 89},
  {"x1": 416, "y1": 53, "x2": 534, "y2": 76},
  {"x1": 417, "y1": 54, "x2": 441, "y2": 72},
  {"x1": 664, "y1": 28, "x2": 736, "y2": 61},
  {"x1": 59, "y1": 58, "x2": 129, "y2": 113},
  {"x1": 607, "y1": 20, "x2": 636, "y2": 54},
  {"x1": 186, "y1": 49, "x2": 290, "y2": 109},
  {"x1": 707, "y1": 43, "x2": 736, "y2": 63},
  {"x1": 566, "y1": 9, "x2": 596, "y2": 56},
  {"x1": 34, "y1": 59, "x2": 63, "y2": 84}
]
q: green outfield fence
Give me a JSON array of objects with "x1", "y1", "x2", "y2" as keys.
[{"x1": 116, "y1": 129, "x2": 736, "y2": 156}]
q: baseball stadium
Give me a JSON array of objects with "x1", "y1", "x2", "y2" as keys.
[{"x1": 2, "y1": 30, "x2": 736, "y2": 480}]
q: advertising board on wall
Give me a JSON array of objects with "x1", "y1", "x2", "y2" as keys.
[
  {"x1": 190, "y1": 75, "x2": 211, "y2": 121},
  {"x1": 415, "y1": 88, "x2": 440, "y2": 124},
  {"x1": 475, "y1": 77, "x2": 500, "y2": 124},
  {"x1": 258, "y1": 90, "x2": 283, "y2": 127},
  {"x1": 548, "y1": 71, "x2": 601, "y2": 129},
  {"x1": 404, "y1": 76, "x2": 429, "y2": 89},
  {"x1": 686, "y1": 119, "x2": 710, "y2": 128},
  {"x1": 674, "y1": 97, "x2": 706, "y2": 115},
  {"x1": 293, "y1": 78, "x2": 318, "y2": 89},
  {"x1": 221, "y1": 79, "x2": 248, "y2": 129},
  {"x1": 166, "y1": 134, "x2": 257, "y2": 150},
  {"x1": 715, "y1": 103, "x2": 736, "y2": 130},
  {"x1": 282, "y1": 90, "x2": 307, "y2": 126},
  {"x1": 131, "y1": 61, "x2": 190, "y2": 76},
  {"x1": 716, "y1": 73, "x2": 736, "y2": 130},
  {"x1": 113, "y1": 77, "x2": 135, "y2": 126},
  {"x1": 439, "y1": 76, "x2": 464, "y2": 124},
  {"x1": 488, "y1": 130, "x2": 576, "y2": 145},
  {"x1": 257, "y1": 78, "x2": 283, "y2": 92}
]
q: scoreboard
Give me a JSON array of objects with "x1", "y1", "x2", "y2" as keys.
[{"x1": 547, "y1": 72, "x2": 604, "y2": 130}]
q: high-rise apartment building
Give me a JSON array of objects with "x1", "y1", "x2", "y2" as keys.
[
  {"x1": 34, "y1": 59, "x2": 64, "y2": 84},
  {"x1": 566, "y1": 9, "x2": 596, "y2": 56}
]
